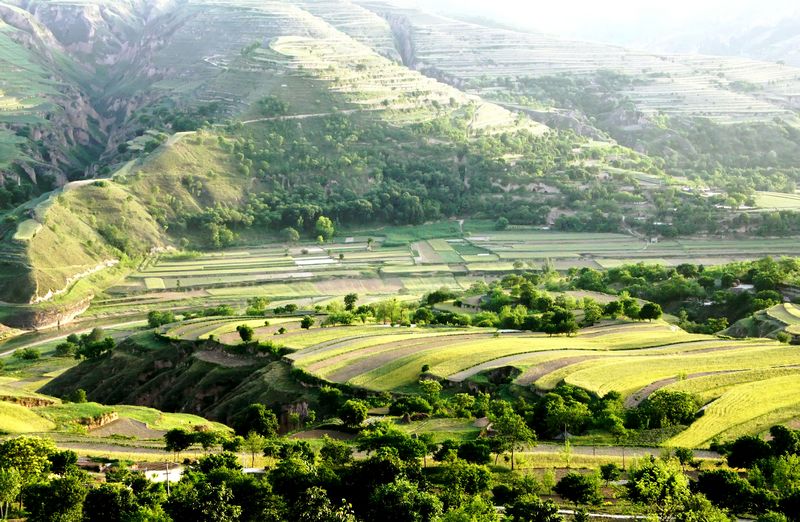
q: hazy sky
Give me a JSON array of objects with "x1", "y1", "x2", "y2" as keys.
[{"x1": 394, "y1": 0, "x2": 800, "y2": 43}]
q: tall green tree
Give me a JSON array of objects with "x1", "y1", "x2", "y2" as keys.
[
  {"x1": 554, "y1": 472, "x2": 602, "y2": 507},
  {"x1": 24, "y1": 473, "x2": 88, "y2": 522},
  {"x1": 626, "y1": 457, "x2": 691, "y2": 520},
  {"x1": 339, "y1": 400, "x2": 369, "y2": 428},
  {"x1": 315, "y1": 216, "x2": 335, "y2": 241},
  {"x1": 491, "y1": 412, "x2": 536, "y2": 470},
  {"x1": 235, "y1": 404, "x2": 279, "y2": 437},
  {"x1": 0, "y1": 468, "x2": 22, "y2": 520},
  {"x1": 243, "y1": 432, "x2": 269, "y2": 467},
  {"x1": 165, "y1": 479, "x2": 242, "y2": 522},
  {"x1": 0, "y1": 437, "x2": 55, "y2": 485}
]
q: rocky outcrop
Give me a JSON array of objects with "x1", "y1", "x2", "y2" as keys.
[
  {"x1": 2, "y1": 296, "x2": 93, "y2": 330},
  {"x1": 82, "y1": 411, "x2": 119, "y2": 430},
  {"x1": 0, "y1": 395, "x2": 57, "y2": 407}
]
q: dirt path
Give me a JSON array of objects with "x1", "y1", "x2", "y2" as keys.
[
  {"x1": 514, "y1": 355, "x2": 600, "y2": 386},
  {"x1": 238, "y1": 107, "x2": 381, "y2": 125}
]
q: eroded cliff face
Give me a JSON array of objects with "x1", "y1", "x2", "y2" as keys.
[
  {"x1": 0, "y1": 4, "x2": 106, "y2": 184},
  {"x1": 0, "y1": 0, "x2": 178, "y2": 185}
]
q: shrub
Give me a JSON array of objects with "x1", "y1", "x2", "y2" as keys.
[{"x1": 14, "y1": 348, "x2": 40, "y2": 361}]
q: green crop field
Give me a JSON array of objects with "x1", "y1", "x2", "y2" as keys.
[
  {"x1": 755, "y1": 191, "x2": 800, "y2": 210},
  {"x1": 208, "y1": 315, "x2": 800, "y2": 447},
  {"x1": 666, "y1": 374, "x2": 800, "y2": 448},
  {"x1": 765, "y1": 303, "x2": 800, "y2": 324}
]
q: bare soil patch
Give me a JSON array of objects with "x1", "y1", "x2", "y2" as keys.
[
  {"x1": 89, "y1": 418, "x2": 167, "y2": 439},
  {"x1": 193, "y1": 350, "x2": 261, "y2": 367}
]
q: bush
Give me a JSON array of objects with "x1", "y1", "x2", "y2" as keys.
[
  {"x1": 147, "y1": 310, "x2": 176, "y2": 328},
  {"x1": 339, "y1": 400, "x2": 369, "y2": 428},
  {"x1": 55, "y1": 342, "x2": 78, "y2": 358},
  {"x1": 14, "y1": 348, "x2": 40, "y2": 361},
  {"x1": 236, "y1": 325, "x2": 254, "y2": 343},
  {"x1": 389, "y1": 396, "x2": 433, "y2": 416}
]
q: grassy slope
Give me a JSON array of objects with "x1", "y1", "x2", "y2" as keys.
[
  {"x1": 0, "y1": 181, "x2": 164, "y2": 306},
  {"x1": 40, "y1": 332, "x2": 312, "y2": 426}
]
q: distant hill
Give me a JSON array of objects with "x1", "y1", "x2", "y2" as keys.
[{"x1": 2, "y1": 0, "x2": 800, "y2": 326}]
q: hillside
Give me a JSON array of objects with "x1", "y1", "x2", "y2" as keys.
[
  {"x1": 357, "y1": 2, "x2": 800, "y2": 196},
  {"x1": 41, "y1": 331, "x2": 318, "y2": 427},
  {"x1": 2, "y1": 0, "x2": 800, "y2": 326},
  {"x1": 0, "y1": 0, "x2": 672, "y2": 320}
]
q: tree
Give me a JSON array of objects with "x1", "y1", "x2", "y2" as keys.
[
  {"x1": 83, "y1": 483, "x2": 139, "y2": 522},
  {"x1": 639, "y1": 302, "x2": 663, "y2": 322},
  {"x1": 147, "y1": 310, "x2": 176, "y2": 328},
  {"x1": 600, "y1": 463, "x2": 621, "y2": 486},
  {"x1": 236, "y1": 324, "x2": 254, "y2": 343},
  {"x1": 369, "y1": 479, "x2": 443, "y2": 522},
  {"x1": 457, "y1": 439, "x2": 492, "y2": 464},
  {"x1": 195, "y1": 431, "x2": 221, "y2": 452},
  {"x1": 495, "y1": 217, "x2": 509, "y2": 230},
  {"x1": 315, "y1": 216, "x2": 335, "y2": 241},
  {"x1": 624, "y1": 300, "x2": 641, "y2": 320},
  {"x1": 604, "y1": 301, "x2": 623, "y2": 319},
  {"x1": 0, "y1": 436, "x2": 56, "y2": 484},
  {"x1": 243, "y1": 432, "x2": 268, "y2": 467},
  {"x1": 541, "y1": 307, "x2": 578, "y2": 337},
  {"x1": 320, "y1": 435, "x2": 353, "y2": 466},
  {"x1": 769, "y1": 425, "x2": 800, "y2": 456},
  {"x1": 68, "y1": 389, "x2": 87, "y2": 404},
  {"x1": 55, "y1": 342, "x2": 78, "y2": 357},
  {"x1": 694, "y1": 469, "x2": 756, "y2": 514},
  {"x1": 554, "y1": 472, "x2": 602, "y2": 507},
  {"x1": 344, "y1": 293, "x2": 358, "y2": 311},
  {"x1": 583, "y1": 301, "x2": 603, "y2": 326},
  {"x1": 282, "y1": 227, "x2": 300, "y2": 243},
  {"x1": 418, "y1": 379, "x2": 442, "y2": 405},
  {"x1": 290, "y1": 486, "x2": 357, "y2": 522},
  {"x1": 439, "y1": 496, "x2": 500, "y2": 522},
  {"x1": 505, "y1": 494, "x2": 562, "y2": 522},
  {"x1": 221, "y1": 435, "x2": 244, "y2": 453},
  {"x1": 491, "y1": 412, "x2": 536, "y2": 470},
  {"x1": 75, "y1": 336, "x2": 114, "y2": 360},
  {"x1": 14, "y1": 347, "x2": 40, "y2": 360},
  {"x1": 339, "y1": 399, "x2": 368, "y2": 428},
  {"x1": 24, "y1": 473, "x2": 88, "y2": 522},
  {"x1": 49, "y1": 450, "x2": 78, "y2": 475},
  {"x1": 675, "y1": 447, "x2": 694, "y2": 470},
  {"x1": 626, "y1": 457, "x2": 690, "y2": 520},
  {"x1": 726, "y1": 435, "x2": 773, "y2": 469},
  {"x1": 635, "y1": 390, "x2": 699, "y2": 429},
  {"x1": 245, "y1": 296, "x2": 270, "y2": 316},
  {"x1": 164, "y1": 429, "x2": 193, "y2": 457},
  {"x1": 301, "y1": 316, "x2": 315, "y2": 329},
  {"x1": 356, "y1": 423, "x2": 427, "y2": 462},
  {"x1": 165, "y1": 479, "x2": 242, "y2": 522},
  {"x1": 235, "y1": 403, "x2": 279, "y2": 437},
  {"x1": 439, "y1": 460, "x2": 492, "y2": 509},
  {"x1": 0, "y1": 468, "x2": 21, "y2": 520}
]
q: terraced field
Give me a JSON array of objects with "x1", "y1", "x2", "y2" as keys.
[
  {"x1": 356, "y1": 3, "x2": 800, "y2": 124},
  {"x1": 466, "y1": 231, "x2": 800, "y2": 268},
  {"x1": 174, "y1": 316, "x2": 797, "y2": 447},
  {"x1": 755, "y1": 191, "x2": 800, "y2": 210}
]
